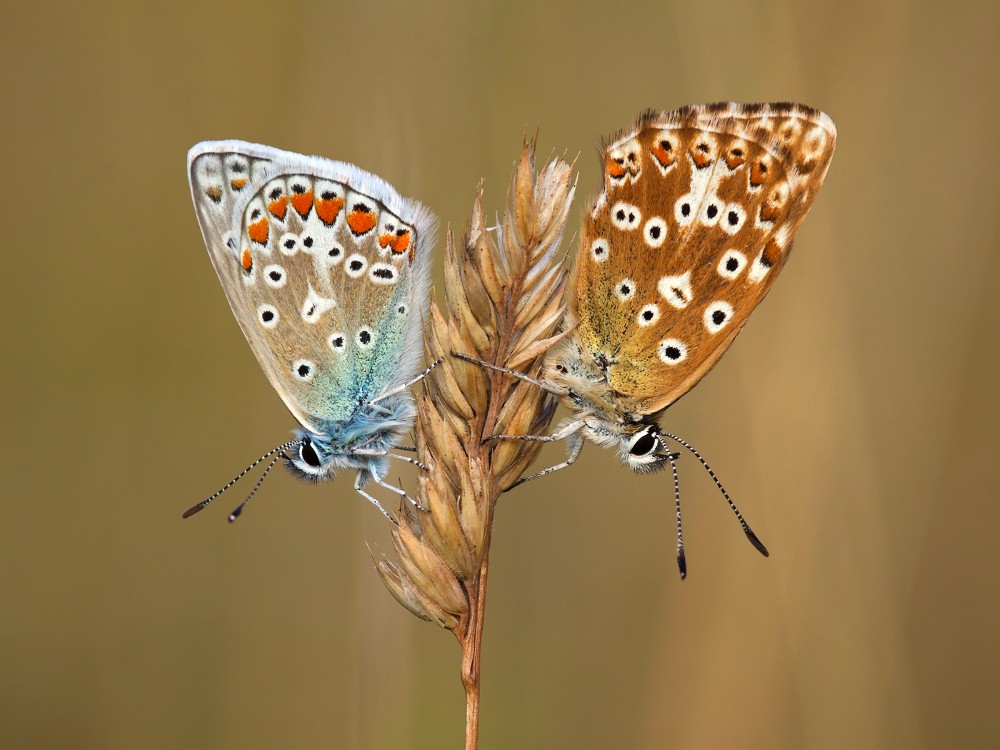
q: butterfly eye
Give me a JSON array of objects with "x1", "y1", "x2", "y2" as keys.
[
  {"x1": 628, "y1": 431, "x2": 658, "y2": 457},
  {"x1": 299, "y1": 439, "x2": 322, "y2": 468}
]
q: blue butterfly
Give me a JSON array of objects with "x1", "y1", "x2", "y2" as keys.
[{"x1": 185, "y1": 141, "x2": 437, "y2": 521}]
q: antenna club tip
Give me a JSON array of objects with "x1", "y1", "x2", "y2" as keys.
[
  {"x1": 677, "y1": 550, "x2": 687, "y2": 579},
  {"x1": 745, "y1": 529, "x2": 769, "y2": 557}
]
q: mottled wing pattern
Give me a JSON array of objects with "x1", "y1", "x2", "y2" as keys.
[
  {"x1": 575, "y1": 102, "x2": 836, "y2": 414},
  {"x1": 188, "y1": 141, "x2": 435, "y2": 433}
]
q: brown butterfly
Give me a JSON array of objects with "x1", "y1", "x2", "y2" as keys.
[{"x1": 460, "y1": 102, "x2": 836, "y2": 576}]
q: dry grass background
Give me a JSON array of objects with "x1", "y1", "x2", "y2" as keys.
[{"x1": 2, "y1": 1, "x2": 998, "y2": 748}]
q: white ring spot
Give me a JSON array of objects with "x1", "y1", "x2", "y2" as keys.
[
  {"x1": 292, "y1": 359, "x2": 315, "y2": 381},
  {"x1": 717, "y1": 250, "x2": 747, "y2": 280},
  {"x1": 369, "y1": 263, "x2": 398, "y2": 285},
  {"x1": 658, "y1": 339, "x2": 687, "y2": 366},
  {"x1": 721, "y1": 204, "x2": 746, "y2": 235},
  {"x1": 700, "y1": 196, "x2": 722, "y2": 226},
  {"x1": 658, "y1": 271, "x2": 693, "y2": 309},
  {"x1": 611, "y1": 201, "x2": 642, "y2": 231},
  {"x1": 328, "y1": 332, "x2": 347, "y2": 353},
  {"x1": 292, "y1": 359, "x2": 316, "y2": 383},
  {"x1": 615, "y1": 278, "x2": 635, "y2": 302},
  {"x1": 591, "y1": 238, "x2": 610, "y2": 262},
  {"x1": 357, "y1": 327, "x2": 375, "y2": 348},
  {"x1": 704, "y1": 301, "x2": 734, "y2": 333},
  {"x1": 637, "y1": 303, "x2": 660, "y2": 327},
  {"x1": 257, "y1": 304, "x2": 278, "y2": 329},
  {"x1": 643, "y1": 217, "x2": 667, "y2": 248},
  {"x1": 263, "y1": 264, "x2": 287, "y2": 288},
  {"x1": 345, "y1": 253, "x2": 367, "y2": 278},
  {"x1": 278, "y1": 232, "x2": 300, "y2": 256},
  {"x1": 674, "y1": 194, "x2": 696, "y2": 226},
  {"x1": 325, "y1": 243, "x2": 344, "y2": 265}
]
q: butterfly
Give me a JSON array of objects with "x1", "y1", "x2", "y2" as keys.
[
  {"x1": 185, "y1": 141, "x2": 437, "y2": 522},
  {"x1": 459, "y1": 102, "x2": 836, "y2": 576}
]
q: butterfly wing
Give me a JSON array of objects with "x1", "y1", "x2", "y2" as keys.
[
  {"x1": 188, "y1": 141, "x2": 436, "y2": 434},
  {"x1": 574, "y1": 102, "x2": 836, "y2": 415}
]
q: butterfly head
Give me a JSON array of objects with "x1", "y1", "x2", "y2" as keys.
[
  {"x1": 285, "y1": 429, "x2": 391, "y2": 481},
  {"x1": 286, "y1": 434, "x2": 336, "y2": 479},
  {"x1": 620, "y1": 423, "x2": 677, "y2": 474}
]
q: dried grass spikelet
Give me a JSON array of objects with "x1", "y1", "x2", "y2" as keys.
[{"x1": 373, "y1": 138, "x2": 574, "y2": 745}]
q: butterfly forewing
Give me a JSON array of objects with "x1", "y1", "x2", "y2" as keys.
[
  {"x1": 575, "y1": 103, "x2": 836, "y2": 414},
  {"x1": 188, "y1": 141, "x2": 434, "y2": 434}
]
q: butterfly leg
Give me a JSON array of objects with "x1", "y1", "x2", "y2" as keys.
[
  {"x1": 372, "y1": 472, "x2": 429, "y2": 513},
  {"x1": 484, "y1": 420, "x2": 586, "y2": 490},
  {"x1": 354, "y1": 473, "x2": 396, "y2": 523},
  {"x1": 507, "y1": 431, "x2": 586, "y2": 490},
  {"x1": 450, "y1": 352, "x2": 569, "y2": 396},
  {"x1": 352, "y1": 448, "x2": 429, "y2": 472},
  {"x1": 368, "y1": 357, "x2": 445, "y2": 408}
]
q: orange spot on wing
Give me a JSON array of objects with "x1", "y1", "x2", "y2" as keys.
[
  {"x1": 268, "y1": 196, "x2": 287, "y2": 220},
  {"x1": 760, "y1": 200, "x2": 780, "y2": 222},
  {"x1": 762, "y1": 239, "x2": 782, "y2": 266},
  {"x1": 230, "y1": 178, "x2": 247, "y2": 190},
  {"x1": 290, "y1": 190, "x2": 314, "y2": 218},
  {"x1": 725, "y1": 150, "x2": 745, "y2": 170},
  {"x1": 651, "y1": 142, "x2": 674, "y2": 169},
  {"x1": 750, "y1": 160, "x2": 768, "y2": 187},
  {"x1": 315, "y1": 195, "x2": 345, "y2": 226},
  {"x1": 691, "y1": 148, "x2": 712, "y2": 169},
  {"x1": 241, "y1": 249, "x2": 253, "y2": 272},
  {"x1": 391, "y1": 231, "x2": 411, "y2": 255},
  {"x1": 248, "y1": 218, "x2": 269, "y2": 245},
  {"x1": 347, "y1": 209, "x2": 377, "y2": 235},
  {"x1": 606, "y1": 158, "x2": 627, "y2": 179}
]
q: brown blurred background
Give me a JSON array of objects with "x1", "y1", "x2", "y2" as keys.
[{"x1": 3, "y1": 1, "x2": 998, "y2": 748}]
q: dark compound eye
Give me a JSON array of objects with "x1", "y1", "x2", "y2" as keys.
[
  {"x1": 630, "y1": 432, "x2": 657, "y2": 456},
  {"x1": 299, "y1": 440, "x2": 321, "y2": 467}
]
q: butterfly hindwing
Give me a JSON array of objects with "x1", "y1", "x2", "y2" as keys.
[
  {"x1": 189, "y1": 141, "x2": 434, "y2": 434},
  {"x1": 575, "y1": 103, "x2": 836, "y2": 414}
]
